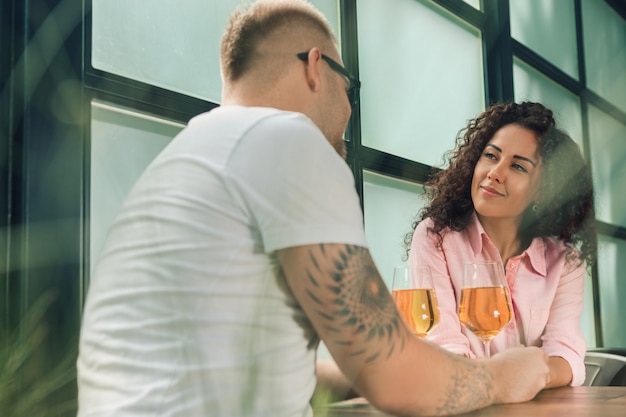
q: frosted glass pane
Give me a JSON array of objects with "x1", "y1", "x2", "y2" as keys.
[
  {"x1": 582, "y1": 0, "x2": 626, "y2": 113},
  {"x1": 363, "y1": 170, "x2": 426, "y2": 289},
  {"x1": 597, "y1": 235, "x2": 626, "y2": 347},
  {"x1": 463, "y1": 0, "x2": 480, "y2": 10},
  {"x1": 357, "y1": 0, "x2": 484, "y2": 167},
  {"x1": 510, "y1": 0, "x2": 578, "y2": 80},
  {"x1": 588, "y1": 105, "x2": 626, "y2": 227},
  {"x1": 513, "y1": 58, "x2": 583, "y2": 147},
  {"x1": 90, "y1": 101, "x2": 184, "y2": 273},
  {"x1": 92, "y1": 0, "x2": 339, "y2": 103},
  {"x1": 581, "y1": 269, "x2": 596, "y2": 348}
]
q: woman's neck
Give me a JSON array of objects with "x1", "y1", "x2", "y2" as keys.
[{"x1": 476, "y1": 214, "x2": 524, "y2": 265}]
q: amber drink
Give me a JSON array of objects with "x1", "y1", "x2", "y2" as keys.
[
  {"x1": 459, "y1": 261, "x2": 512, "y2": 357},
  {"x1": 392, "y1": 288, "x2": 440, "y2": 337},
  {"x1": 391, "y1": 266, "x2": 440, "y2": 337},
  {"x1": 458, "y1": 286, "x2": 512, "y2": 341}
]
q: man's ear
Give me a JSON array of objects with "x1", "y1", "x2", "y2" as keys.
[{"x1": 302, "y1": 47, "x2": 323, "y2": 92}]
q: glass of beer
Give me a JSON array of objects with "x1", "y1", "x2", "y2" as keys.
[
  {"x1": 458, "y1": 261, "x2": 513, "y2": 358},
  {"x1": 391, "y1": 266, "x2": 440, "y2": 338}
]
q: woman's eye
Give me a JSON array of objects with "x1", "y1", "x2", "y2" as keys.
[
  {"x1": 512, "y1": 163, "x2": 528, "y2": 173},
  {"x1": 484, "y1": 152, "x2": 496, "y2": 160}
]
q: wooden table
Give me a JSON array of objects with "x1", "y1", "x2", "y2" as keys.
[{"x1": 313, "y1": 386, "x2": 626, "y2": 417}]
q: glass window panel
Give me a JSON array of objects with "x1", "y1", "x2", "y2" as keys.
[
  {"x1": 582, "y1": 0, "x2": 626, "y2": 113},
  {"x1": 588, "y1": 104, "x2": 626, "y2": 227},
  {"x1": 363, "y1": 170, "x2": 426, "y2": 289},
  {"x1": 92, "y1": 0, "x2": 339, "y2": 103},
  {"x1": 357, "y1": 0, "x2": 484, "y2": 167},
  {"x1": 597, "y1": 235, "x2": 626, "y2": 347},
  {"x1": 462, "y1": 0, "x2": 480, "y2": 10},
  {"x1": 513, "y1": 58, "x2": 583, "y2": 147},
  {"x1": 581, "y1": 269, "x2": 596, "y2": 348},
  {"x1": 90, "y1": 101, "x2": 184, "y2": 274},
  {"x1": 510, "y1": 0, "x2": 578, "y2": 80}
]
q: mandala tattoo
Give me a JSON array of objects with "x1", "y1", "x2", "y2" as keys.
[{"x1": 306, "y1": 244, "x2": 407, "y2": 362}]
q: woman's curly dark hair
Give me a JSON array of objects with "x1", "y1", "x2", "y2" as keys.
[{"x1": 404, "y1": 101, "x2": 596, "y2": 268}]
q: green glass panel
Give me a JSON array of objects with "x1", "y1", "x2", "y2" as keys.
[
  {"x1": 92, "y1": 0, "x2": 339, "y2": 103},
  {"x1": 463, "y1": 0, "x2": 480, "y2": 10},
  {"x1": 357, "y1": 0, "x2": 484, "y2": 167},
  {"x1": 588, "y1": 105, "x2": 626, "y2": 228},
  {"x1": 90, "y1": 101, "x2": 183, "y2": 273},
  {"x1": 363, "y1": 170, "x2": 426, "y2": 289},
  {"x1": 511, "y1": 0, "x2": 578, "y2": 80},
  {"x1": 597, "y1": 235, "x2": 626, "y2": 347},
  {"x1": 581, "y1": 269, "x2": 596, "y2": 348},
  {"x1": 513, "y1": 58, "x2": 583, "y2": 147},
  {"x1": 582, "y1": 0, "x2": 626, "y2": 113}
]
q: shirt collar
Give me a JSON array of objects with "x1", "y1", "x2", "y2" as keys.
[
  {"x1": 467, "y1": 212, "x2": 486, "y2": 256},
  {"x1": 467, "y1": 212, "x2": 547, "y2": 276}
]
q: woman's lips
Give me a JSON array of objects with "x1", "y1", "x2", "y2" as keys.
[{"x1": 480, "y1": 185, "x2": 504, "y2": 197}]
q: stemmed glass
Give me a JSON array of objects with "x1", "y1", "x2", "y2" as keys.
[
  {"x1": 391, "y1": 266, "x2": 440, "y2": 338},
  {"x1": 458, "y1": 261, "x2": 513, "y2": 358}
]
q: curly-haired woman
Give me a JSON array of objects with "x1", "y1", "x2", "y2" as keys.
[{"x1": 406, "y1": 101, "x2": 596, "y2": 388}]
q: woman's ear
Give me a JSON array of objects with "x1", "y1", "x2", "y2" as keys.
[
  {"x1": 531, "y1": 200, "x2": 540, "y2": 214},
  {"x1": 531, "y1": 190, "x2": 544, "y2": 213}
]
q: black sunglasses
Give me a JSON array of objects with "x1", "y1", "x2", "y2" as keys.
[{"x1": 296, "y1": 51, "x2": 361, "y2": 108}]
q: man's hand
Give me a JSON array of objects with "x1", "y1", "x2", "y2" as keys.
[{"x1": 488, "y1": 346, "x2": 550, "y2": 404}]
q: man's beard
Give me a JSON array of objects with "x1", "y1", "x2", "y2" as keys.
[{"x1": 332, "y1": 137, "x2": 347, "y2": 159}]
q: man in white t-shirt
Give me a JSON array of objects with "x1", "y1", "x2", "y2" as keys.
[{"x1": 77, "y1": 1, "x2": 551, "y2": 416}]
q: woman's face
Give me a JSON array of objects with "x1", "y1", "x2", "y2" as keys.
[{"x1": 471, "y1": 124, "x2": 543, "y2": 223}]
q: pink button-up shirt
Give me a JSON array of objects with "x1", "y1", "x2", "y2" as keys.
[{"x1": 409, "y1": 213, "x2": 586, "y2": 386}]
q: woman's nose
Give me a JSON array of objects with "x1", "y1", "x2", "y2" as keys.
[{"x1": 488, "y1": 165, "x2": 504, "y2": 183}]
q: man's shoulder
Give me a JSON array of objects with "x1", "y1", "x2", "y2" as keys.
[
  {"x1": 194, "y1": 106, "x2": 311, "y2": 127},
  {"x1": 195, "y1": 106, "x2": 320, "y2": 144}
]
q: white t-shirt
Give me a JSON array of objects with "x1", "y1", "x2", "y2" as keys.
[{"x1": 77, "y1": 106, "x2": 368, "y2": 417}]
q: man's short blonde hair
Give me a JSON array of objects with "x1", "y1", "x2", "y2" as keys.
[{"x1": 220, "y1": 0, "x2": 337, "y2": 82}]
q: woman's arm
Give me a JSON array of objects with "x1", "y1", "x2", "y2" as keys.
[
  {"x1": 540, "y1": 259, "x2": 587, "y2": 386},
  {"x1": 409, "y1": 220, "x2": 472, "y2": 356}
]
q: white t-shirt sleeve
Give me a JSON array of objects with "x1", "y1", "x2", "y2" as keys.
[{"x1": 225, "y1": 111, "x2": 367, "y2": 253}]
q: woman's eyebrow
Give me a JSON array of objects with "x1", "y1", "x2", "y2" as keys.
[
  {"x1": 485, "y1": 143, "x2": 537, "y2": 167},
  {"x1": 514, "y1": 154, "x2": 537, "y2": 167},
  {"x1": 486, "y1": 143, "x2": 502, "y2": 153}
]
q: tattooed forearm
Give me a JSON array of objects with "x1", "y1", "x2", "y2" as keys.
[
  {"x1": 437, "y1": 355, "x2": 494, "y2": 415},
  {"x1": 305, "y1": 244, "x2": 409, "y2": 362}
]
